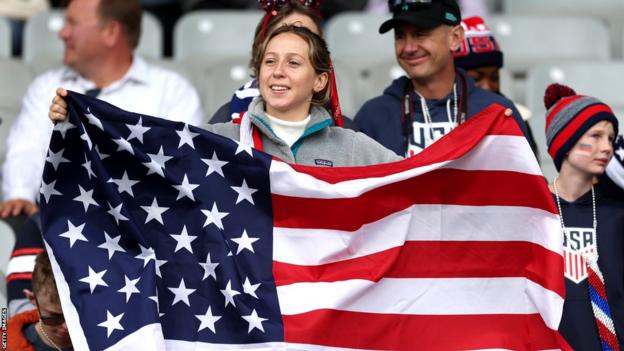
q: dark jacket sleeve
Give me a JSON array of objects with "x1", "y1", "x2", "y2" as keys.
[{"x1": 209, "y1": 102, "x2": 232, "y2": 124}]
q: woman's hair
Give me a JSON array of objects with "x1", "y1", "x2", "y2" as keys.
[
  {"x1": 250, "y1": 1, "x2": 323, "y2": 68},
  {"x1": 252, "y1": 25, "x2": 332, "y2": 106}
]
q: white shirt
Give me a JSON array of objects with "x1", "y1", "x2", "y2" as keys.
[
  {"x1": 266, "y1": 113, "x2": 309, "y2": 147},
  {"x1": 2, "y1": 56, "x2": 204, "y2": 202}
]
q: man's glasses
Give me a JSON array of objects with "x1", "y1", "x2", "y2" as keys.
[{"x1": 35, "y1": 296, "x2": 65, "y2": 326}]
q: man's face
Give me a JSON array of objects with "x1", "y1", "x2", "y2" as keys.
[
  {"x1": 394, "y1": 22, "x2": 463, "y2": 84},
  {"x1": 466, "y1": 66, "x2": 500, "y2": 93},
  {"x1": 36, "y1": 293, "x2": 71, "y2": 345},
  {"x1": 58, "y1": 0, "x2": 108, "y2": 72}
]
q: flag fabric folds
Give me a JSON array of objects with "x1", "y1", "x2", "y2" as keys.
[{"x1": 40, "y1": 92, "x2": 566, "y2": 350}]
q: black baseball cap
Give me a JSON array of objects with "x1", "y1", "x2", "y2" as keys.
[{"x1": 379, "y1": 0, "x2": 462, "y2": 34}]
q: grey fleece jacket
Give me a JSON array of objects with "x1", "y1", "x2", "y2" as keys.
[{"x1": 206, "y1": 97, "x2": 401, "y2": 167}]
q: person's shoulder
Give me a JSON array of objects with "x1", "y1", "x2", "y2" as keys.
[
  {"x1": 470, "y1": 85, "x2": 515, "y2": 108},
  {"x1": 29, "y1": 65, "x2": 71, "y2": 88}
]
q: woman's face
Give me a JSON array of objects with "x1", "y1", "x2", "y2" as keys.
[
  {"x1": 259, "y1": 32, "x2": 327, "y2": 121},
  {"x1": 564, "y1": 120, "x2": 615, "y2": 176},
  {"x1": 277, "y1": 13, "x2": 320, "y2": 35}
]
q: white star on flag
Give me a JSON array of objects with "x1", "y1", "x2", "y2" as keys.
[
  {"x1": 168, "y1": 278, "x2": 196, "y2": 307},
  {"x1": 82, "y1": 160, "x2": 96, "y2": 179},
  {"x1": 98, "y1": 311, "x2": 124, "y2": 338},
  {"x1": 242, "y1": 277, "x2": 260, "y2": 299},
  {"x1": 85, "y1": 107, "x2": 104, "y2": 131},
  {"x1": 54, "y1": 120, "x2": 76, "y2": 138},
  {"x1": 235, "y1": 140, "x2": 254, "y2": 156},
  {"x1": 135, "y1": 245, "x2": 155, "y2": 267},
  {"x1": 241, "y1": 309, "x2": 268, "y2": 333},
  {"x1": 97, "y1": 231, "x2": 125, "y2": 259},
  {"x1": 177, "y1": 124, "x2": 199, "y2": 149},
  {"x1": 79, "y1": 266, "x2": 108, "y2": 294},
  {"x1": 107, "y1": 202, "x2": 129, "y2": 225},
  {"x1": 230, "y1": 230, "x2": 259, "y2": 254},
  {"x1": 94, "y1": 145, "x2": 109, "y2": 160},
  {"x1": 144, "y1": 146, "x2": 172, "y2": 177},
  {"x1": 231, "y1": 179, "x2": 258, "y2": 205},
  {"x1": 73, "y1": 185, "x2": 98, "y2": 212},
  {"x1": 59, "y1": 220, "x2": 88, "y2": 248},
  {"x1": 40, "y1": 180, "x2": 62, "y2": 204},
  {"x1": 220, "y1": 280, "x2": 240, "y2": 308},
  {"x1": 46, "y1": 148, "x2": 70, "y2": 170},
  {"x1": 155, "y1": 257, "x2": 167, "y2": 278},
  {"x1": 117, "y1": 275, "x2": 141, "y2": 302},
  {"x1": 80, "y1": 131, "x2": 93, "y2": 150},
  {"x1": 199, "y1": 253, "x2": 219, "y2": 281},
  {"x1": 202, "y1": 152, "x2": 228, "y2": 177},
  {"x1": 195, "y1": 306, "x2": 221, "y2": 333},
  {"x1": 109, "y1": 171, "x2": 139, "y2": 196},
  {"x1": 616, "y1": 146, "x2": 624, "y2": 162},
  {"x1": 170, "y1": 225, "x2": 198, "y2": 253},
  {"x1": 140, "y1": 197, "x2": 169, "y2": 224},
  {"x1": 126, "y1": 117, "x2": 150, "y2": 143},
  {"x1": 113, "y1": 137, "x2": 135, "y2": 155},
  {"x1": 201, "y1": 203, "x2": 229, "y2": 230},
  {"x1": 173, "y1": 174, "x2": 199, "y2": 201}
]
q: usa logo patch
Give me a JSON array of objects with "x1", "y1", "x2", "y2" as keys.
[{"x1": 562, "y1": 227, "x2": 597, "y2": 284}]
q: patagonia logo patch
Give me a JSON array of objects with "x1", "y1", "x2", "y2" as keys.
[
  {"x1": 445, "y1": 12, "x2": 457, "y2": 22},
  {"x1": 314, "y1": 159, "x2": 334, "y2": 167}
]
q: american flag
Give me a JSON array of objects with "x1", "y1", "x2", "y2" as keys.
[{"x1": 40, "y1": 92, "x2": 566, "y2": 350}]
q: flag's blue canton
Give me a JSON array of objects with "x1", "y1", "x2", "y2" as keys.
[{"x1": 40, "y1": 92, "x2": 283, "y2": 349}]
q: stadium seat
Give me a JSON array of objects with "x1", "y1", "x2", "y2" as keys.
[
  {"x1": 0, "y1": 17, "x2": 10, "y2": 59},
  {"x1": 525, "y1": 61, "x2": 624, "y2": 181},
  {"x1": 502, "y1": 0, "x2": 624, "y2": 58},
  {"x1": 23, "y1": 10, "x2": 164, "y2": 74},
  {"x1": 196, "y1": 56, "x2": 253, "y2": 122},
  {"x1": 0, "y1": 59, "x2": 32, "y2": 172},
  {"x1": 0, "y1": 219, "x2": 16, "y2": 308},
  {"x1": 325, "y1": 13, "x2": 396, "y2": 109},
  {"x1": 487, "y1": 16, "x2": 610, "y2": 75},
  {"x1": 173, "y1": 11, "x2": 262, "y2": 68}
]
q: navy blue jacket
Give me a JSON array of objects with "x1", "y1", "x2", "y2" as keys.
[
  {"x1": 354, "y1": 70, "x2": 529, "y2": 156},
  {"x1": 555, "y1": 185, "x2": 624, "y2": 350}
]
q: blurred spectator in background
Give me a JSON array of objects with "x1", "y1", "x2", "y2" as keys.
[
  {"x1": 6, "y1": 213, "x2": 44, "y2": 317},
  {"x1": 0, "y1": 0, "x2": 50, "y2": 56},
  {"x1": 0, "y1": 0, "x2": 202, "y2": 222},
  {"x1": 453, "y1": 16, "x2": 538, "y2": 157},
  {"x1": 210, "y1": 0, "x2": 357, "y2": 130},
  {"x1": 6, "y1": 251, "x2": 73, "y2": 351},
  {"x1": 355, "y1": 0, "x2": 526, "y2": 157}
]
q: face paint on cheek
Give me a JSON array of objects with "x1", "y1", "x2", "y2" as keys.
[{"x1": 574, "y1": 142, "x2": 595, "y2": 156}]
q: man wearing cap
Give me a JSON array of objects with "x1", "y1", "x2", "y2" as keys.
[{"x1": 354, "y1": 0, "x2": 527, "y2": 157}]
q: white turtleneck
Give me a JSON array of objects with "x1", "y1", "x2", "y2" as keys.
[{"x1": 266, "y1": 113, "x2": 310, "y2": 147}]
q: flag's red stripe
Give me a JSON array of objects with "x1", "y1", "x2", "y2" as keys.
[
  {"x1": 273, "y1": 169, "x2": 555, "y2": 231},
  {"x1": 6, "y1": 272, "x2": 33, "y2": 282},
  {"x1": 11, "y1": 248, "x2": 44, "y2": 257},
  {"x1": 283, "y1": 310, "x2": 563, "y2": 350},
  {"x1": 274, "y1": 241, "x2": 565, "y2": 298},
  {"x1": 283, "y1": 104, "x2": 523, "y2": 184}
]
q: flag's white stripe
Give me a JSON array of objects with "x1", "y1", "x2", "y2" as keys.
[
  {"x1": 164, "y1": 340, "x2": 370, "y2": 350},
  {"x1": 106, "y1": 324, "x2": 165, "y2": 351},
  {"x1": 274, "y1": 205, "x2": 561, "y2": 266},
  {"x1": 270, "y1": 136, "x2": 539, "y2": 199},
  {"x1": 6, "y1": 255, "x2": 37, "y2": 276},
  {"x1": 277, "y1": 277, "x2": 563, "y2": 323},
  {"x1": 527, "y1": 278, "x2": 564, "y2": 330}
]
